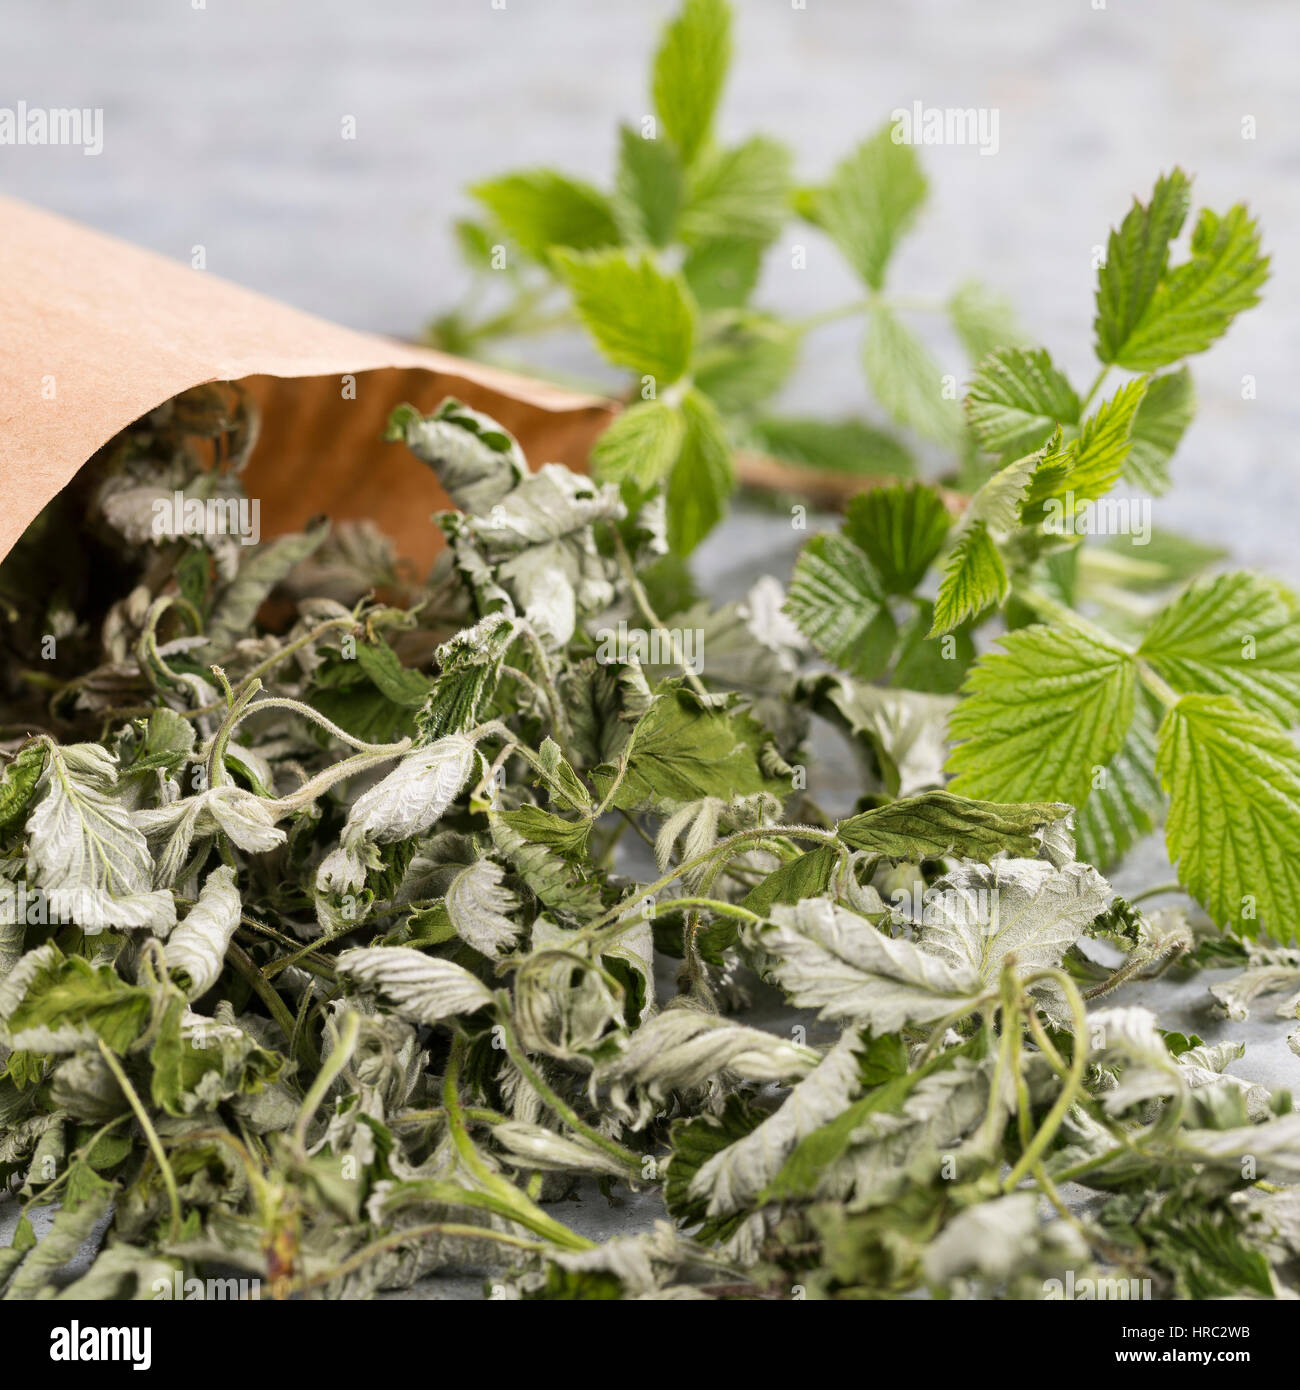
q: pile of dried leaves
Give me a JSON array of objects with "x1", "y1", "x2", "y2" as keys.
[{"x1": 2, "y1": 368, "x2": 1299, "y2": 1302}]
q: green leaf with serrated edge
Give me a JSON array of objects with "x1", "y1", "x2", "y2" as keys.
[
  {"x1": 402, "y1": 904, "x2": 457, "y2": 949},
  {"x1": 470, "y1": 170, "x2": 619, "y2": 260},
  {"x1": 1073, "y1": 691, "x2": 1163, "y2": 870},
  {"x1": 490, "y1": 813, "x2": 605, "y2": 920},
  {"x1": 355, "y1": 639, "x2": 433, "y2": 708},
  {"x1": 652, "y1": 0, "x2": 731, "y2": 167},
  {"x1": 613, "y1": 124, "x2": 682, "y2": 248},
  {"x1": 560, "y1": 658, "x2": 652, "y2": 769},
  {"x1": 590, "y1": 687, "x2": 784, "y2": 812},
  {"x1": 964, "y1": 346, "x2": 1081, "y2": 457},
  {"x1": 967, "y1": 447, "x2": 1042, "y2": 534},
  {"x1": 926, "y1": 446, "x2": 1040, "y2": 638},
  {"x1": 1095, "y1": 169, "x2": 1193, "y2": 366},
  {"x1": 838, "y1": 790, "x2": 1071, "y2": 861},
  {"x1": 417, "y1": 612, "x2": 516, "y2": 742},
  {"x1": 665, "y1": 389, "x2": 733, "y2": 554},
  {"x1": 679, "y1": 136, "x2": 793, "y2": 246},
  {"x1": 692, "y1": 314, "x2": 799, "y2": 416},
  {"x1": 948, "y1": 281, "x2": 1027, "y2": 363},
  {"x1": 928, "y1": 522, "x2": 1007, "y2": 637},
  {"x1": 1158, "y1": 694, "x2": 1300, "y2": 938},
  {"x1": 1103, "y1": 197, "x2": 1269, "y2": 371},
  {"x1": 534, "y1": 737, "x2": 591, "y2": 812},
  {"x1": 947, "y1": 623, "x2": 1137, "y2": 806},
  {"x1": 7, "y1": 949, "x2": 151, "y2": 1055},
  {"x1": 497, "y1": 805, "x2": 591, "y2": 858},
  {"x1": 757, "y1": 898, "x2": 981, "y2": 1030},
  {"x1": 0, "y1": 745, "x2": 45, "y2": 834},
  {"x1": 590, "y1": 401, "x2": 686, "y2": 490},
  {"x1": 1139, "y1": 571, "x2": 1300, "y2": 726},
  {"x1": 681, "y1": 237, "x2": 763, "y2": 310},
  {"x1": 893, "y1": 603, "x2": 975, "y2": 694},
  {"x1": 784, "y1": 532, "x2": 897, "y2": 679},
  {"x1": 1125, "y1": 367, "x2": 1195, "y2": 494},
  {"x1": 749, "y1": 416, "x2": 913, "y2": 477},
  {"x1": 740, "y1": 844, "x2": 837, "y2": 915},
  {"x1": 864, "y1": 304, "x2": 964, "y2": 445},
  {"x1": 844, "y1": 483, "x2": 951, "y2": 595},
  {"x1": 123, "y1": 708, "x2": 195, "y2": 779},
  {"x1": 554, "y1": 248, "x2": 696, "y2": 385},
  {"x1": 1022, "y1": 377, "x2": 1147, "y2": 513},
  {"x1": 1144, "y1": 1206, "x2": 1275, "y2": 1300},
  {"x1": 813, "y1": 126, "x2": 927, "y2": 291}
]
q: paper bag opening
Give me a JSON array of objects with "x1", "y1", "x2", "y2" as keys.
[{"x1": 0, "y1": 196, "x2": 615, "y2": 573}]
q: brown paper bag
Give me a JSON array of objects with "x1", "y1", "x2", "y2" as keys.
[{"x1": 0, "y1": 196, "x2": 617, "y2": 573}]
